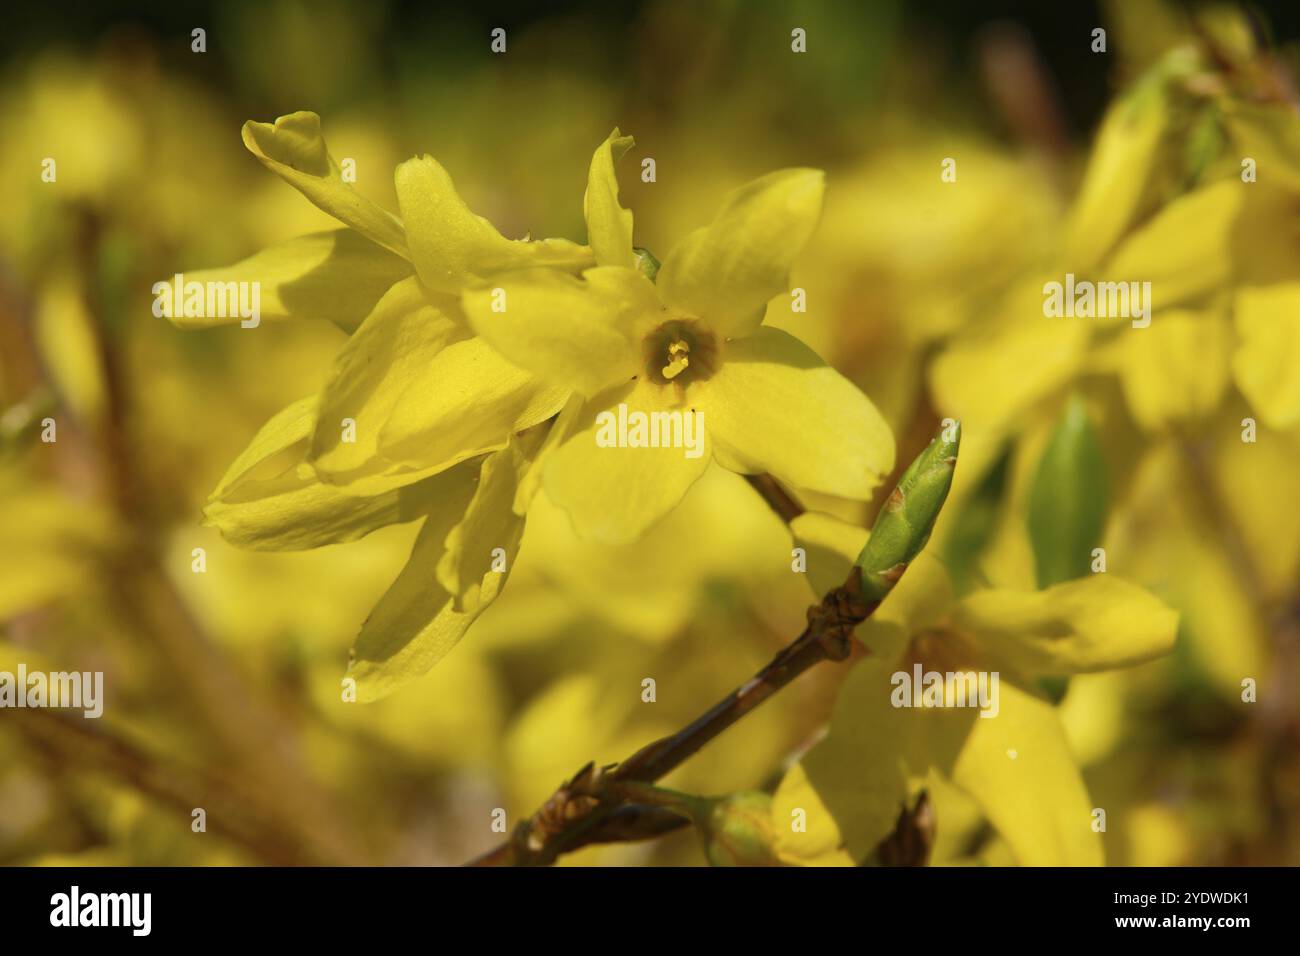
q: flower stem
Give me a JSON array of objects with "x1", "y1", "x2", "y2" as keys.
[
  {"x1": 470, "y1": 427, "x2": 959, "y2": 867},
  {"x1": 468, "y1": 567, "x2": 873, "y2": 866}
]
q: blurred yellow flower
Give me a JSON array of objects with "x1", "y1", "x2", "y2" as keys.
[{"x1": 772, "y1": 524, "x2": 1177, "y2": 866}]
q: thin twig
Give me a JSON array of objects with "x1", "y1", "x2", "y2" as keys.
[
  {"x1": 10, "y1": 708, "x2": 314, "y2": 865},
  {"x1": 5, "y1": 206, "x2": 370, "y2": 866},
  {"x1": 468, "y1": 566, "x2": 876, "y2": 866}
]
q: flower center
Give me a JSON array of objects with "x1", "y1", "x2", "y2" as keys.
[
  {"x1": 643, "y1": 319, "x2": 718, "y2": 388},
  {"x1": 662, "y1": 340, "x2": 691, "y2": 380}
]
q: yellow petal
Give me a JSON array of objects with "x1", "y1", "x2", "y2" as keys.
[
  {"x1": 542, "y1": 378, "x2": 711, "y2": 544},
  {"x1": 519, "y1": 465, "x2": 798, "y2": 642},
  {"x1": 376, "y1": 336, "x2": 568, "y2": 481},
  {"x1": 34, "y1": 278, "x2": 105, "y2": 423},
  {"x1": 204, "y1": 396, "x2": 432, "y2": 551},
  {"x1": 864, "y1": 550, "x2": 958, "y2": 641},
  {"x1": 1113, "y1": 308, "x2": 1231, "y2": 430},
  {"x1": 462, "y1": 266, "x2": 656, "y2": 396},
  {"x1": 1222, "y1": 100, "x2": 1300, "y2": 194},
  {"x1": 1108, "y1": 443, "x2": 1266, "y2": 699},
  {"x1": 930, "y1": 282, "x2": 1091, "y2": 428},
  {"x1": 953, "y1": 575, "x2": 1178, "y2": 678},
  {"x1": 1062, "y1": 64, "x2": 1177, "y2": 271},
  {"x1": 211, "y1": 396, "x2": 320, "y2": 498},
  {"x1": 394, "y1": 154, "x2": 592, "y2": 293},
  {"x1": 775, "y1": 586, "x2": 1105, "y2": 867},
  {"x1": 584, "y1": 128, "x2": 636, "y2": 269},
  {"x1": 345, "y1": 459, "x2": 502, "y2": 701},
  {"x1": 658, "y1": 169, "x2": 824, "y2": 339},
  {"x1": 788, "y1": 511, "x2": 869, "y2": 597},
  {"x1": 162, "y1": 230, "x2": 412, "y2": 332},
  {"x1": 1233, "y1": 283, "x2": 1300, "y2": 429},
  {"x1": 948, "y1": 682, "x2": 1103, "y2": 865},
  {"x1": 513, "y1": 394, "x2": 585, "y2": 515},
  {"x1": 1101, "y1": 179, "x2": 1242, "y2": 308},
  {"x1": 310, "y1": 276, "x2": 464, "y2": 484},
  {"x1": 437, "y1": 430, "x2": 540, "y2": 612},
  {"x1": 1058, "y1": 672, "x2": 1126, "y2": 767},
  {"x1": 242, "y1": 112, "x2": 409, "y2": 259},
  {"x1": 205, "y1": 471, "x2": 421, "y2": 551},
  {"x1": 1211, "y1": 422, "x2": 1300, "y2": 601},
  {"x1": 771, "y1": 652, "x2": 923, "y2": 866},
  {"x1": 706, "y1": 327, "x2": 894, "y2": 499}
]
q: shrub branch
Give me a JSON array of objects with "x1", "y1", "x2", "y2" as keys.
[{"x1": 467, "y1": 564, "x2": 877, "y2": 866}]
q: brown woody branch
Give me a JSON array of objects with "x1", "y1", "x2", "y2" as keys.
[
  {"x1": 10, "y1": 708, "x2": 314, "y2": 865},
  {"x1": 468, "y1": 555, "x2": 877, "y2": 866}
]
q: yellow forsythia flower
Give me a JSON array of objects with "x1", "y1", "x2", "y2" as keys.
[
  {"x1": 164, "y1": 115, "x2": 894, "y2": 697},
  {"x1": 463, "y1": 131, "x2": 894, "y2": 543}
]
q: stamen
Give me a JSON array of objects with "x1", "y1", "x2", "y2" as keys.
[
  {"x1": 662, "y1": 340, "x2": 691, "y2": 380},
  {"x1": 642, "y1": 320, "x2": 717, "y2": 387}
]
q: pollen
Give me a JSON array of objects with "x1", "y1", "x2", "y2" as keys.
[
  {"x1": 643, "y1": 319, "x2": 718, "y2": 388},
  {"x1": 662, "y1": 340, "x2": 691, "y2": 380}
]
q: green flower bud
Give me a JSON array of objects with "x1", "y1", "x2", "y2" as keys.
[
  {"x1": 1025, "y1": 395, "x2": 1107, "y2": 703},
  {"x1": 700, "y1": 791, "x2": 779, "y2": 867},
  {"x1": 854, "y1": 420, "x2": 961, "y2": 603},
  {"x1": 1026, "y1": 394, "x2": 1106, "y2": 589}
]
